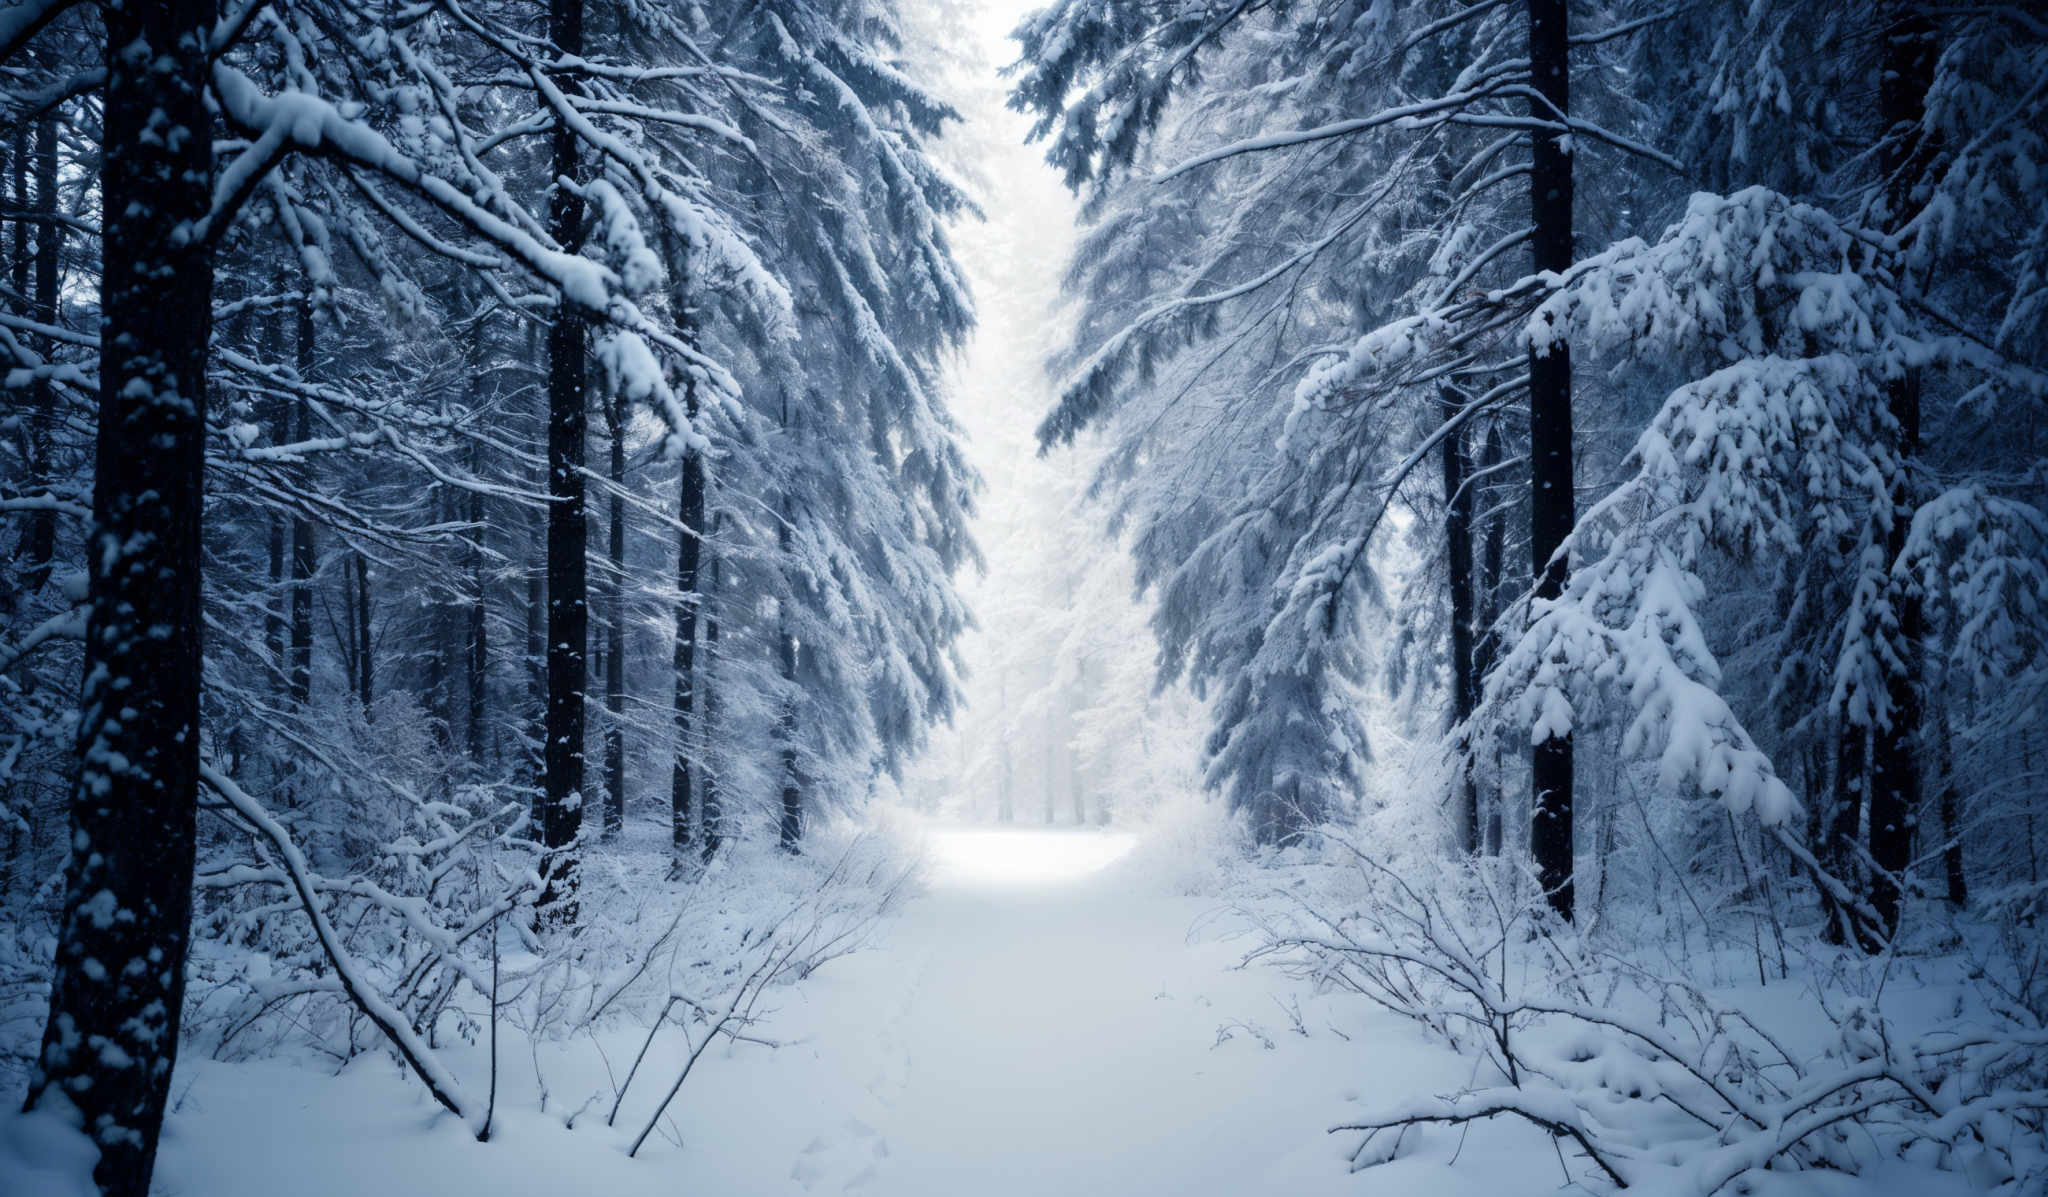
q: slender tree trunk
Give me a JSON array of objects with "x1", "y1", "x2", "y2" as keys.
[
  {"x1": 525, "y1": 514, "x2": 545, "y2": 777},
  {"x1": 260, "y1": 304, "x2": 286, "y2": 677},
  {"x1": 465, "y1": 430, "x2": 490, "y2": 766},
  {"x1": 699, "y1": 542, "x2": 722, "y2": 862},
  {"x1": 289, "y1": 299, "x2": 316, "y2": 710},
  {"x1": 459, "y1": 318, "x2": 492, "y2": 768},
  {"x1": 1442, "y1": 388, "x2": 1480, "y2": 853},
  {"x1": 540, "y1": 0, "x2": 589, "y2": 912},
  {"x1": 467, "y1": 488, "x2": 490, "y2": 766},
  {"x1": 1475, "y1": 423, "x2": 1507, "y2": 857},
  {"x1": 671, "y1": 381, "x2": 703, "y2": 856},
  {"x1": 777, "y1": 628, "x2": 803, "y2": 852},
  {"x1": 1525, "y1": 0, "x2": 1576, "y2": 920},
  {"x1": 353, "y1": 552, "x2": 373, "y2": 713},
  {"x1": 426, "y1": 538, "x2": 453, "y2": 738},
  {"x1": 603, "y1": 395, "x2": 626, "y2": 839},
  {"x1": 340, "y1": 562, "x2": 359, "y2": 706},
  {"x1": 777, "y1": 492, "x2": 805, "y2": 853},
  {"x1": 1866, "y1": 2, "x2": 1937, "y2": 941},
  {"x1": 265, "y1": 515, "x2": 286, "y2": 674},
  {"x1": 428, "y1": 491, "x2": 463, "y2": 744},
  {"x1": 25, "y1": 8, "x2": 215, "y2": 1197},
  {"x1": 1934, "y1": 696, "x2": 1965, "y2": 907},
  {"x1": 1825, "y1": 723, "x2": 1870, "y2": 946}
]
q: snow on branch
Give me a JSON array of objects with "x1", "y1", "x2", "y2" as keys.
[
  {"x1": 197, "y1": 763, "x2": 520, "y2": 1138},
  {"x1": 1475, "y1": 188, "x2": 2047, "y2": 826},
  {"x1": 1249, "y1": 839, "x2": 2048, "y2": 1196}
]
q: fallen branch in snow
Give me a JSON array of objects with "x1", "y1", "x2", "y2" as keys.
[
  {"x1": 198, "y1": 765, "x2": 490, "y2": 1130},
  {"x1": 1248, "y1": 830, "x2": 2048, "y2": 1194},
  {"x1": 197, "y1": 762, "x2": 528, "y2": 1139}
]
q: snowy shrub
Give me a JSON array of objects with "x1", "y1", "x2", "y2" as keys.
[{"x1": 1245, "y1": 829, "x2": 2048, "y2": 1195}]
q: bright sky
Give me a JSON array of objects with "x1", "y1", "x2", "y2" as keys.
[{"x1": 924, "y1": 826, "x2": 1138, "y2": 886}]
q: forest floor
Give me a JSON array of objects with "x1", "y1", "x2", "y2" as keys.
[{"x1": 146, "y1": 824, "x2": 1562, "y2": 1196}]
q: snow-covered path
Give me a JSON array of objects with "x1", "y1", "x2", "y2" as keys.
[
  {"x1": 779, "y1": 828, "x2": 1360, "y2": 1194},
  {"x1": 156, "y1": 827, "x2": 1504, "y2": 1196}
]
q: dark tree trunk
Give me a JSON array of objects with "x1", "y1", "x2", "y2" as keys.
[
  {"x1": 353, "y1": 552, "x2": 373, "y2": 713},
  {"x1": 1825, "y1": 724, "x2": 1871, "y2": 947},
  {"x1": 464, "y1": 381, "x2": 490, "y2": 766},
  {"x1": 426, "y1": 535, "x2": 452, "y2": 737},
  {"x1": 778, "y1": 628, "x2": 803, "y2": 853},
  {"x1": 467, "y1": 487, "x2": 490, "y2": 766},
  {"x1": 1474, "y1": 423, "x2": 1507, "y2": 857},
  {"x1": 24, "y1": 8, "x2": 215, "y2": 1197},
  {"x1": 1441, "y1": 388, "x2": 1480, "y2": 853},
  {"x1": 525, "y1": 515, "x2": 545, "y2": 775},
  {"x1": 266, "y1": 514, "x2": 286, "y2": 675},
  {"x1": 699, "y1": 542, "x2": 723, "y2": 861},
  {"x1": 289, "y1": 299, "x2": 316, "y2": 710},
  {"x1": 1526, "y1": 0, "x2": 1576, "y2": 920},
  {"x1": 777, "y1": 499, "x2": 803, "y2": 854},
  {"x1": 666, "y1": 253, "x2": 702, "y2": 855},
  {"x1": 1935, "y1": 698, "x2": 1965, "y2": 907},
  {"x1": 1866, "y1": 2, "x2": 1938, "y2": 942},
  {"x1": 671, "y1": 411, "x2": 702, "y2": 855},
  {"x1": 260, "y1": 304, "x2": 286, "y2": 677},
  {"x1": 1867, "y1": 375, "x2": 1922, "y2": 938},
  {"x1": 603, "y1": 395, "x2": 626, "y2": 839},
  {"x1": 540, "y1": 0, "x2": 589, "y2": 912}
]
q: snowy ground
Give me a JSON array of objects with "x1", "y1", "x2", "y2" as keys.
[{"x1": 144, "y1": 824, "x2": 1567, "y2": 1196}]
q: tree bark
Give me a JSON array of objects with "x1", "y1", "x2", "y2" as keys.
[
  {"x1": 464, "y1": 416, "x2": 490, "y2": 769},
  {"x1": 699, "y1": 542, "x2": 723, "y2": 862},
  {"x1": 1475, "y1": 422, "x2": 1507, "y2": 857},
  {"x1": 265, "y1": 513, "x2": 285, "y2": 675},
  {"x1": 540, "y1": 0, "x2": 589, "y2": 912},
  {"x1": 289, "y1": 298, "x2": 316, "y2": 710},
  {"x1": 670, "y1": 363, "x2": 703, "y2": 858},
  {"x1": 1526, "y1": 0, "x2": 1576, "y2": 920},
  {"x1": 467, "y1": 486, "x2": 490, "y2": 766},
  {"x1": 603, "y1": 394, "x2": 626, "y2": 839},
  {"x1": 1935, "y1": 697, "x2": 1965, "y2": 907},
  {"x1": 1442, "y1": 388, "x2": 1480, "y2": 853},
  {"x1": 777, "y1": 497, "x2": 803, "y2": 854},
  {"x1": 353, "y1": 551, "x2": 372, "y2": 713},
  {"x1": 777, "y1": 628, "x2": 803, "y2": 852},
  {"x1": 1866, "y1": 1, "x2": 1937, "y2": 942},
  {"x1": 24, "y1": 8, "x2": 215, "y2": 1197},
  {"x1": 1824, "y1": 723, "x2": 1870, "y2": 947},
  {"x1": 259, "y1": 302, "x2": 286, "y2": 677},
  {"x1": 525, "y1": 514, "x2": 545, "y2": 779}
]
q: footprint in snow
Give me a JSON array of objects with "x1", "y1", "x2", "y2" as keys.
[{"x1": 791, "y1": 1116, "x2": 891, "y2": 1192}]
